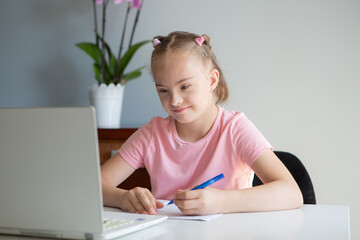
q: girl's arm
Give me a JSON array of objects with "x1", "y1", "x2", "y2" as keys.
[
  {"x1": 101, "y1": 153, "x2": 163, "y2": 214},
  {"x1": 223, "y1": 148, "x2": 303, "y2": 212},
  {"x1": 174, "y1": 149, "x2": 303, "y2": 214}
]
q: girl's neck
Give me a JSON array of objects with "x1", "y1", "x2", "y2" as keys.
[{"x1": 175, "y1": 104, "x2": 219, "y2": 143}]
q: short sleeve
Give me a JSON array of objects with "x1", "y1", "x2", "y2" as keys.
[
  {"x1": 231, "y1": 113, "x2": 273, "y2": 167},
  {"x1": 118, "y1": 122, "x2": 153, "y2": 169}
]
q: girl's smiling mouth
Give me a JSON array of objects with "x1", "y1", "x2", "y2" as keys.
[{"x1": 172, "y1": 106, "x2": 190, "y2": 113}]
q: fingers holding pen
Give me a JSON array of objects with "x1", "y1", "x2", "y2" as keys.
[
  {"x1": 173, "y1": 188, "x2": 223, "y2": 215},
  {"x1": 173, "y1": 189, "x2": 204, "y2": 214},
  {"x1": 172, "y1": 173, "x2": 225, "y2": 214}
]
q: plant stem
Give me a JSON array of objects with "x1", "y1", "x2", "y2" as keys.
[
  {"x1": 128, "y1": 0, "x2": 144, "y2": 49},
  {"x1": 92, "y1": 0, "x2": 99, "y2": 47},
  {"x1": 114, "y1": 2, "x2": 131, "y2": 84},
  {"x1": 100, "y1": 0, "x2": 109, "y2": 84}
]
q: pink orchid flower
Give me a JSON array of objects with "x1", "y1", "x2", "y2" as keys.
[
  {"x1": 96, "y1": 0, "x2": 133, "y2": 5},
  {"x1": 132, "y1": 0, "x2": 142, "y2": 10},
  {"x1": 80, "y1": 0, "x2": 147, "y2": 85},
  {"x1": 114, "y1": 0, "x2": 133, "y2": 4}
]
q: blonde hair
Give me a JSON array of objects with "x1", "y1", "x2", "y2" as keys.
[{"x1": 151, "y1": 31, "x2": 229, "y2": 105}]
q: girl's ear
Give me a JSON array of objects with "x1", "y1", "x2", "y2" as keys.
[{"x1": 209, "y1": 68, "x2": 220, "y2": 92}]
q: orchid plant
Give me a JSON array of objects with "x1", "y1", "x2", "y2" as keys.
[{"x1": 77, "y1": 0, "x2": 150, "y2": 85}]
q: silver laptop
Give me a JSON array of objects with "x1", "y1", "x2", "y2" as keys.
[{"x1": 0, "y1": 107, "x2": 167, "y2": 239}]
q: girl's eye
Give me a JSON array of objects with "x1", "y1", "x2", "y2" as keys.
[
  {"x1": 181, "y1": 85, "x2": 190, "y2": 90},
  {"x1": 158, "y1": 89, "x2": 168, "y2": 93}
]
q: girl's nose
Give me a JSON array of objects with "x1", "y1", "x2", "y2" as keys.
[{"x1": 170, "y1": 92, "x2": 182, "y2": 106}]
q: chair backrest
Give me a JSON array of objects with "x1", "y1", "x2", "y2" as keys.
[{"x1": 252, "y1": 151, "x2": 316, "y2": 204}]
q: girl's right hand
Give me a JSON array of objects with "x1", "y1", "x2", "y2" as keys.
[{"x1": 120, "y1": 187, "x2": 164, "y2": 215}]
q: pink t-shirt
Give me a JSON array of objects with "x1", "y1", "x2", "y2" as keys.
[{"x1": 119, "y1": 106, "x2": 272, "y2": 200}]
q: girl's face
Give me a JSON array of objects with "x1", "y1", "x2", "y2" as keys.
[{"x1": 152, "y1": 51, "x2": 219, "y2": 125}]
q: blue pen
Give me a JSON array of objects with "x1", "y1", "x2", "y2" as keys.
[{"x1": 167, "y1": 173, "x2": 225, "y2": 205}]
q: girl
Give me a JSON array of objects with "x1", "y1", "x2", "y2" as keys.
[{"x1": 101, "y1": 31, "x2": 303, "y2": 215}]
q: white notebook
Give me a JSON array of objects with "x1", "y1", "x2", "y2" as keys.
[
  {"x1": 157, "y1": 200, "x2": 222, "y2": 221},
  {"x1": 105, "y1": 200, "x2": 222, "y2": 222}
]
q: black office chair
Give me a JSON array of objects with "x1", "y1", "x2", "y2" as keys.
[{"x1": 252, "y1": 151, "x2": 316, "y2": 204}]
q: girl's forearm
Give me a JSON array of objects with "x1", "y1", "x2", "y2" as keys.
[
  {"x1": 220, "y1": 180, "x2": 303, "y2": 213},
  {"x1": 102, "y1": 181, "x2": 128, "y2": 209}
]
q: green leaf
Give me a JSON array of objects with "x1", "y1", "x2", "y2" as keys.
[
  {"x1": 93, "y1": 63, "x2": 112, "y2": 84},
  {"x1": 124, "y1": 70, "x2": 142, "y2": 81},
  {"x1": 123, "y1": 65, "x2": 147, "y2": 83},
  {"x1": 98, "y1": 41, "x2": 116, "y2": 81},
  {"x1": 109, "y1": 54, "x2": 117, "y2": 77},
  {"x1": 117, "y1": 40, "x2": 151, "y2": 79},
  {"x1": 76, "y1": 42, "x2": 102, "y2": 65},
  {"x1": 93, "y1": 63, "x2": 101, "y2": 83},
  {"x1": 77, "y1": 40, "x2": 149, "y2": 85},
  {"x1": 94, "y1": 36, "x2": 116, "y2": 69},
  {"x1": 77, "y1": 42, "x2": 115, "y2": 84},
  {"x1": 103, "y1": 41, "x2": 116, "y2": 76}
]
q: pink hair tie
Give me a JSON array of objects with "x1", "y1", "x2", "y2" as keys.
[
  {"x1": 195, "y1": 36, "x2": 204, "y2": 46},
  {"x1": 153, "y1": 38, "x2": 161, "y2": 48}
]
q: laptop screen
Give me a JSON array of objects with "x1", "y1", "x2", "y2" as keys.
[{"x1": 0, "y1": 107, "x2": 103, "y2": 234}]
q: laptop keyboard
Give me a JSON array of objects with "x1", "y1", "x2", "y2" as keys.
[{"x1": 103, "y1": 218, "x2": 135, "y2": 231}]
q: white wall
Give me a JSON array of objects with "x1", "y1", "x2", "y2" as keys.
[{"x1": 1, "y1": 0, "x2": 359, "y2": 238}]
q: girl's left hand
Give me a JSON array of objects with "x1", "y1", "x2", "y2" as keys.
[{"x1": 173, "y1": 187, "x2": 224, "y2": 215}]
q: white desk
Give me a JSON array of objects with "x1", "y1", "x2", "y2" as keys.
[
  {"x1": 0, "y1": 205, "x2": 350, "y2": 240},
  {"x1": 118, "y1": 204, "x2": 350, "y2": 240}
]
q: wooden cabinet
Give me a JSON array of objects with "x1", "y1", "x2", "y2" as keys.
[{"x1": 98, "y1": 128, "x2": 151, "y2": 190}]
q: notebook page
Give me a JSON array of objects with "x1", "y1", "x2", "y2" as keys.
[
  {"x1": 157, "y1": 200, "x2": 222, "y2": 222},
  {"x1": 103, "y1": 201, "x2": 222, "y2": 222}
]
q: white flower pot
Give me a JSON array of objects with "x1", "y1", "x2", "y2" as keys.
[{"x1": 89, "y1": 83, "x2": 125, "y2": 129}]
